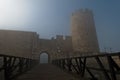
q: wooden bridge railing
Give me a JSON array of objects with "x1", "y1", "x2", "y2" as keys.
[
  {"x1": 52, "y1": 52, "x2": 120, "y2": 80},
  {"x1": 0, "y1": 54, "x2": 38, "y2": 80}
]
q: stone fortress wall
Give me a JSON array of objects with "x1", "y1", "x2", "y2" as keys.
[
  {"x1": 0, "y1": 30, "x2": 73, "y2": 61},
  {"x1": 71, "y1": 9, "x2": 99, "y2": 54},
  {"x1": 0, "y1": 30, "x2": 39, "y2": 58},
  {"x1": 0, "y1": 8, "x2": 100, "y2": 61},
  {"x1": 39, "y1": 35, "x2": 73, "y2": 53},
  {"x1": 33, "y1": 35, "x2": 73, "y2": 61}
]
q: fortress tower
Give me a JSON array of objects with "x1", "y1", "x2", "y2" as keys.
[{"x1": 71, "y1": 9, "x2": 99, "y2": 54}]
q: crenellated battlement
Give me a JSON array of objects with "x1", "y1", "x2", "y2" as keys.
[
  {"x1": 72, "y1": 8, "x2": 93, "y2": 16},
  {"x1": 65, "y1": 36, "x2": 72, "y2": 40},
  {"x1": 56, "y1": 35, "x2": 63, "y2": 40},
  {"x1": 51, "y1": 35, "x2": 72, "y2": 41},
  {"x1": 79, "y1": 8, "x2": 92, "y2": 13}
]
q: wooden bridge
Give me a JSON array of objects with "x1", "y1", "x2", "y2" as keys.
[
  {"x1": 0, "y1": 52, "x2": 120, "y2": 80},
  {"x1": 16, "y1": 64, "x2": 80, "y2": 80}
]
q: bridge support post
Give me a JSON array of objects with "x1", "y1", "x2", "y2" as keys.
[
  {"x1": 95, "y1": 57, "x2": 111, "y2": 80},
  {"x1": 67, "y1": 59, "x2": 72, "y2": 71},
  {"x1": 3, "y1": 56, "x2": 9, "y2": 80}
]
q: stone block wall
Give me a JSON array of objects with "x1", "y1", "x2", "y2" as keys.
[
  {"x1": 71, "y1": 9, "x2": 99, "y2": 54},
  {"x1": 0, "y1": 30, "x2": 39, "y2": 58}
]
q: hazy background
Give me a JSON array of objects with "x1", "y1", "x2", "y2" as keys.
[{"x1": 0, "y1": 0, "x2": 120, "y2": 52}]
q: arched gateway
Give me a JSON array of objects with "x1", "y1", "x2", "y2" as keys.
[
  {"x1": 39, "y1": 51, "x2": 49, "y2": 63},
  {"x1": 32, "y1": 35, "x2": 73, "y2": 63}
]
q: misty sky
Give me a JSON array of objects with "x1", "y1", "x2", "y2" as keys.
[{"x1": 0, "y1": 0, "x2": 120, "y2": 52}]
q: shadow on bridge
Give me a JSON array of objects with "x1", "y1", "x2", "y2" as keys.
[{"x1": 16, "y1": 64, "x2": 79, "y2": 80}]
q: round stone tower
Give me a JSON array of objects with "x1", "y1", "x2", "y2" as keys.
[{"x1": 71, "y1": 9, "x2": 99, "y2": 54}]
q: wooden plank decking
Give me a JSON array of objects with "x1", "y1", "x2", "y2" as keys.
[{"x1": 16, "y1": 64, "x2": 80, "y2": 80}]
